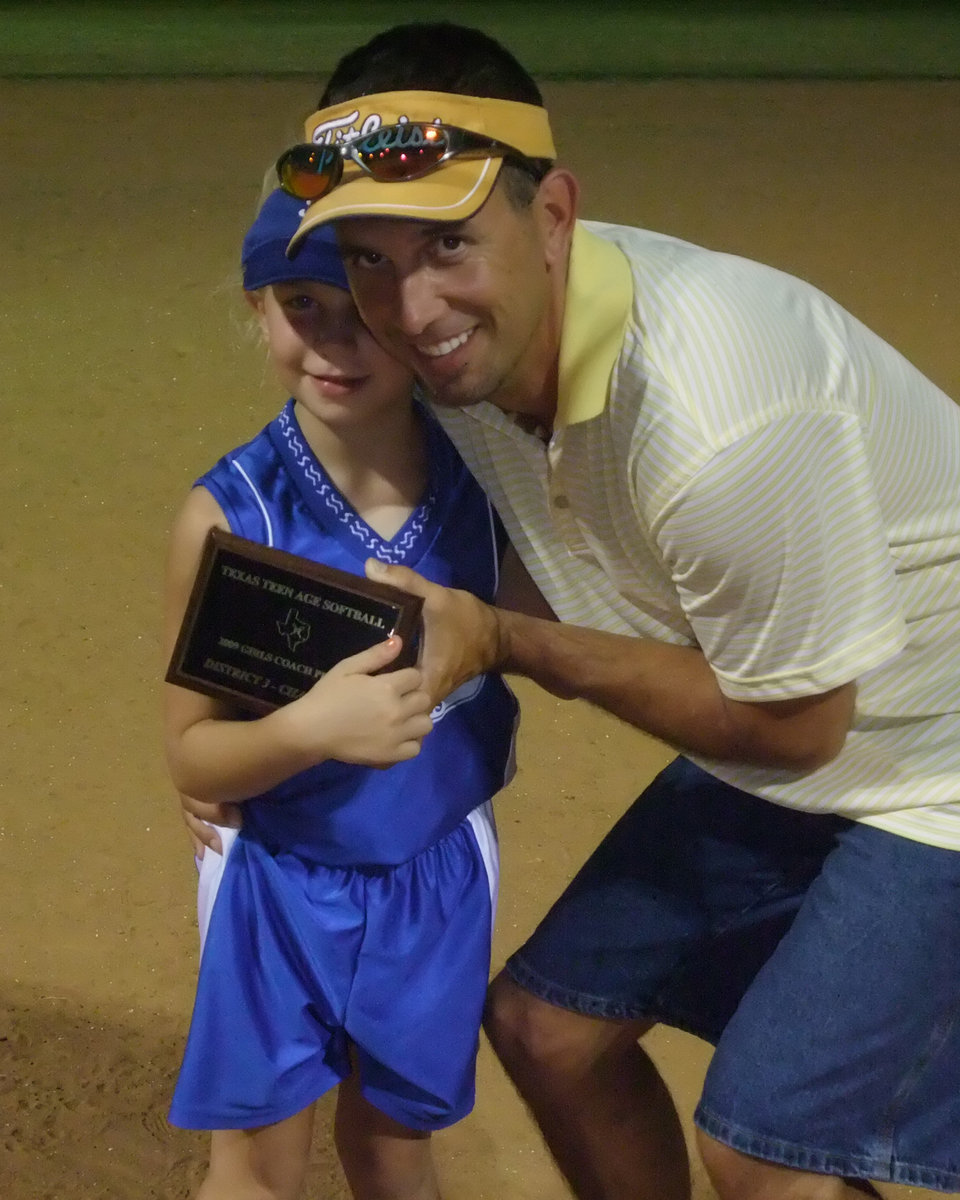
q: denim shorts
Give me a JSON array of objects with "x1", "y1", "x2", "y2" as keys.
[{"x1": 506, "y1": 757, "x2": 960, "y2": 1190}]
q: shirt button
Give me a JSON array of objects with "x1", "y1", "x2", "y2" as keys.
[{"x1": 552, "y1": 494, "x2": 570, "y2": 509}]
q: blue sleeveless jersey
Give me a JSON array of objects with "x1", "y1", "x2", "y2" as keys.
[{"x1": 196, "y1": 400, "x2": 518, "y2": 867}]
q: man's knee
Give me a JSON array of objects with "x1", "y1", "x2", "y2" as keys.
[
  {"x1": 484, "y1": 971, "x2": 652, "y2": 1079},
  {"x1": 484, "y1": 971, "x2": 601, "y2": 1077},
  {"x1": 697, "y1": 1131, "x2": 846, "y2": 1200},
  {"x1": 484, "y1": 971, "x2": 553, "y2": 1066}
]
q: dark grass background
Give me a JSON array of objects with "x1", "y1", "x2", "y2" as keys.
[{"x1": 2, "y1": 1, "x2": 959, "y2": 79}]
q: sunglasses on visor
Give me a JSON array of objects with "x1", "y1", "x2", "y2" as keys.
[{"x1": 275, "y1": 122, "x2": 522, "y2": 201}]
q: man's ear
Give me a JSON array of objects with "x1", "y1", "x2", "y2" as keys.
[
  {"x1": 243, "y1": 287, "x2": 269, "y2": 336},
  {"x1": 534, "y1": 167, "x2": 580, "y2": 269}
]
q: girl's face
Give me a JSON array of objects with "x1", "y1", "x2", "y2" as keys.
[{"x1": 247, "y1": 280, "x2": 414, "y2": 428}]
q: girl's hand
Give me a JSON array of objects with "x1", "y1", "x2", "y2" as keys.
[{"x1": 280, "y1": 636, "x2": 434, "y2": 768}]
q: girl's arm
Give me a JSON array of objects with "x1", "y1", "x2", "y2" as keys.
[{"x1": 163, "y1": 488, "x2": 434, "y2": 806}]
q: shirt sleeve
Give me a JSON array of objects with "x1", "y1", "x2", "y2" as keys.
[{"x1": 649, "y1": 409, "x2": 909, "y2": 700}]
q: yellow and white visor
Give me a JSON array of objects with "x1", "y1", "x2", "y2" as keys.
[{"x1": 284, "y1": 90, "x2": 556, "y2": 252}]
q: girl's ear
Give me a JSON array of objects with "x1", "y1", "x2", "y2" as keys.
[{"x1": 244, "y1": 288, "x2": 269, "y2": 337}]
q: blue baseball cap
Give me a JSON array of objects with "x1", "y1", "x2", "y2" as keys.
[{"x1": 241, "y1": 189, "x2": 348, "y2": 291}]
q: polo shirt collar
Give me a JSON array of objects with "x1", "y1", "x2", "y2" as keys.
[{"x1": 555, "y1": 223, "x2": 634, "y2": 430}]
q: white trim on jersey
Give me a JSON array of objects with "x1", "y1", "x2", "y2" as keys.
[
  {"x1": 429, "y1": 675, "x2": 483, "y2": 722},
  {"x1": 230, "y1": 458, "x2": 274, "y2": 546},
  {"x1": 485, "y1": 497, "x2": 502, "y2": 597}
]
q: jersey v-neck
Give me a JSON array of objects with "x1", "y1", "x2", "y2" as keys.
[{"x1": 268, "y1": 399, "x2": 444, "y2": 568}]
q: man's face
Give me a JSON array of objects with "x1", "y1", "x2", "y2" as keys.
[{"x1": 335, "y1": 182, "x2": 559, "y2": 415}]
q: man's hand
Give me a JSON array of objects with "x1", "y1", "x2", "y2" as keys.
[
  {"x1": 179, "y1": 793, "x2": 242, "y2": 859},
  {"x1": 365, "y1": 560, "x2": 505, "y2": 705}
]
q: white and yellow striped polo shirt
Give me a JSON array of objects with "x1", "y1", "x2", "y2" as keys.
[{"x1": 433, "y1": 220, "x2": 960, "y2": 849}]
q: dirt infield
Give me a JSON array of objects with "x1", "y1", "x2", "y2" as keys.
[{"x1": 2, "y1": 77, "x2": 958, "y2": 1199}]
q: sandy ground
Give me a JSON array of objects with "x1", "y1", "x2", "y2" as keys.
[{"x1": 2, "y1": 77, "x2": 959, "y2": 1199}]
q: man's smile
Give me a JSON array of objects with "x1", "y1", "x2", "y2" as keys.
[{"x1": 416, "y1": 328, "x2": 476, "y2": 359}]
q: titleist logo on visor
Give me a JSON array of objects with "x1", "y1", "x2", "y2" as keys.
[{"x1": 310, "y1": 111, "x2": 442, "y2": 145}]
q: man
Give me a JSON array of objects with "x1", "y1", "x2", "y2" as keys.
[{"x1": 271, "y1": 22, "x2": 960, "y2": 1200}]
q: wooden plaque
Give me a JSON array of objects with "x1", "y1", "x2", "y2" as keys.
[{"x1": 165, "y1": 529, "x2": 423, "y2": 714}]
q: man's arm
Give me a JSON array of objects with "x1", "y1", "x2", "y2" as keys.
[
  {"x1": 496, "y1": 608, "x2": 853, "y2": 771},
  {"x1": 367, "y1": 560, "x2": 854, "y2": 773}
]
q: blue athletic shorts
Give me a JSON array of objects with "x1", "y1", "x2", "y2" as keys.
[
  {"x1": 170, "y1": 802, "x2": 498, "y2": 1133},
  {"x1": 506, "y1": 758, "x2": 960, "y2": 1191}
]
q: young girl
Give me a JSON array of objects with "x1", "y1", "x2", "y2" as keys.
[{"x1": 164, "y1": 188, "x2": 518, "y2": 1200}]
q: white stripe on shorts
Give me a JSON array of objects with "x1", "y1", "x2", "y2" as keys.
[
  {"x1": 466, "y1": 800, "x2": 500, "y2": 937},
  {"x1": 196, "y1": 824, "x2": 239, "y2": 956}
]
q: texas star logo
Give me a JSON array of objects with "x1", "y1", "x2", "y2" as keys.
[{"x1": 276, "y1": 608, "x2": 311, "y2": 652}]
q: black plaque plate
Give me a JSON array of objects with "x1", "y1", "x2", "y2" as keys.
[{"x1": 166, "y1": 528, "x2": 423, "y2": 715}]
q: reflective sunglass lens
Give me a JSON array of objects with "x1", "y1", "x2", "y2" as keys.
[
  {"x1": 277, "y1": 145, "x2": 340, "y2": 200},
  {"x1": 354, "y1": 125, "x2": 450, "y2": 181},
  {"x1": 274, "y1": 125, "x2": 509, "y2": 200}
]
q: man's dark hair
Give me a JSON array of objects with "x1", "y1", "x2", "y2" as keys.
[{"x1": 319, "y1": 23, "x2": 554, "y2": 209}]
